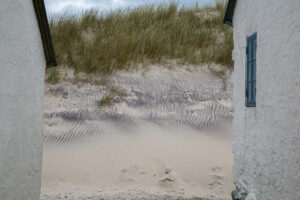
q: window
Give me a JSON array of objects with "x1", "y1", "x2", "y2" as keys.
[{"x1": 246, "y1": 33, "x2": 257, "y2": 107}]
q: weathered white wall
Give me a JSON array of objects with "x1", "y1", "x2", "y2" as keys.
[
  {"x1": 232, "y1": 0, "x2": 300, "y2": 199},
  {"x1": 0, "y1": 0, "x2": 45, "y2": 199}
]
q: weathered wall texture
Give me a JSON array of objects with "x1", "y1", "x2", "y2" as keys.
[
  {"x1": 0, "y1": 0, "x2": 45, "y2": 199},
  {"x1": 232, "y1": 0, "x2": 300, "y2": 199}
]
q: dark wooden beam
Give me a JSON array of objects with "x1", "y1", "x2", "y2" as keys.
[
  {"x1": 223, "y1": 0, "x2": 237, "y2": 27},
  {"x1": 33, "y1": 0, "x2": 57, "y2": 67}
]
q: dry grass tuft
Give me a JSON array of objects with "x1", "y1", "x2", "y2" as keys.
[
  {"x1": 49, "y1": 0, "x2": 233, "y2": 74},
  {"x1": 109, "y1": 85, "x2": 128, "y2": 98},
  {"x1": 97, "y1": 94, "x2": 114, "y2": 108},
  {"x1": 97, "y1": 85, "x2": 128, "y2": 108},
  {"x1": 46, "y1": 68, "x2": 60, "y2": 84}
]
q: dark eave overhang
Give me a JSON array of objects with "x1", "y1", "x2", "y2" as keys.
[
  {"x1": 223, "y1": 0, "x2": 237, "y2": 26},
  {"x1": 33, "y1": 0, "x2": 57, "y2": 68}
]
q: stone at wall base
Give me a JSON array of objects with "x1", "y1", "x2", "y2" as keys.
[{"x1": 231, "y1": 187, "x2": 248, "y2": 200}]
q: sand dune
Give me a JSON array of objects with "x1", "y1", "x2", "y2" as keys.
[
  {"x1": 41, "y1": 123, "x2": 233, "y2": 200},
  {"x1": 41, "y1": 65, "x2": 233, "y2": 200}
]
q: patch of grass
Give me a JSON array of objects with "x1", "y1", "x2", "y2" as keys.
[
  {"x1": 110, "y1": 85, "x2": 128, "y2": 98},
  {"x1": 210, "y1": 67, "x2": 227, "y2": 79},
  {"x1": 97, "y1": 85, "x2": 128, "y2": 108},
  {"x1": 72, "y1": 73, "x2": 110, "y2": 86},
  {"x1": 46, "y1": 68, "x2": 60, "y2": 84},
  {"x1": 98, "y1": 76, "x2": 109, "y2": 86},
  {"x1": 97, "y1": 94, "x2": 114, "y2": 108},
  {"x1": 50, "y1": 0, "x2": 233, "y2": 74}
]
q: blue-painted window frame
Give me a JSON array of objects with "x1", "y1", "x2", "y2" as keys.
[{"x1": 246, "y1": 33, "x2": 257, "y2": 107}]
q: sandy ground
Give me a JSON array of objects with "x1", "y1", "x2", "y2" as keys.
[{"x1": 42, "y1": 65, "x2": 234, "y2": 200}]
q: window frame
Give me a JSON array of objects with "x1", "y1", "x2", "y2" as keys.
[{"x1": 246, "y1": 33, "x2": 257, "y2": 107}]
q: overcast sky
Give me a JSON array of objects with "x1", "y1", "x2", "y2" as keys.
[{"x1": 45, "y1": 0, "x2": 215, "y2": 14}]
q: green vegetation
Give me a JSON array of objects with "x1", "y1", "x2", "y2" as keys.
[
  {"x1": 97, "y1": 94, "x2": 114, "y2": 108},
  {"x1": 109, "y1": 85, "x2": 128, "y2": 98},
  {"x1": 49, "y1": 0, "x2": 233, "y2": 74},
  {"x1": 46, "y1": 68, "x2": 60, "y2": 84},
  {"x1": 97, "y1": 85, "x2": 128, "y2": 108},
  {"x1": 72, "y1": 73, "x2": 109, "y2": 85}
]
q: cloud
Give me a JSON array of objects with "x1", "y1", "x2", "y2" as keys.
[
  {"x1": 45, "y1": 0, "x2": 127, "y2": 14},
  {"x1": 55, "y1": 0, "x2": 94, "y2": 12},
  {"x1": 45, "y1": 0, "x2": 214, "y2": 14}
]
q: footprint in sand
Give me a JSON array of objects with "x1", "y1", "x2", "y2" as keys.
[
  {"x1": 139, "y1": 170, "x2": 146, "y2": 175},
  {"x1": 118, "y1": 165, "x2": 147, "y2": 183},
  {"x1": 118, "y1": 177, "x2": 136, "y2": 182},
  {"x1": 159, "y1": 168, "x2": 178, "y2": 187},
  {"x1": 208, "y1": 173, "x2": 225, "y2": 189},
  {"x1": 208, "y1": 167, "x2": 225, "y2": 190},
  {"x1": 211, "y1": 166, "x2": 222, "y2": 172}
]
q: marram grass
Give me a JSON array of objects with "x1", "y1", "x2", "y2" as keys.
[{"x1": 49, "y1": 0, "x2": 233, "y2": 74}]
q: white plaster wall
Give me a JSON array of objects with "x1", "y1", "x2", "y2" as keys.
[
  {"x1": 0, "y1": 0, "x2": 46, "y2": 199},
  {"x1": 232, "y1": 0, "x2": 300, "y2": 199}
]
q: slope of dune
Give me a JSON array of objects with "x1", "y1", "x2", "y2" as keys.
[{"x1": 41, "y1": 65, "x2": 234, "y2": 200}]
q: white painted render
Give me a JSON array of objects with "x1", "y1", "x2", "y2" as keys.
[
  {"x1": 232, "y1": 0, "x2": 300, "y2": 199},
  {"x1": 0, "y1": 0, "x2": 46, "y2": 199}
]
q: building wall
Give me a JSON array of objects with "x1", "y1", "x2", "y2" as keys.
[
  {"x1": 0, "y1": 0, "x2": 45, "y2": 199},
  {"x1": 232, "y1": 0, "x2": 300, "y2": 199}
]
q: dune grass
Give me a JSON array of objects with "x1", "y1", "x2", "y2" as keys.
[
  {"x1": 46, "y1": 68, "x2": 60, "y2": 84},
  {"x1": 97, "y1": 85, "x2": 128, "y2": 108},
  {"x1": 49, "y1": 0, "x2": 233, "y2": 74}
]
